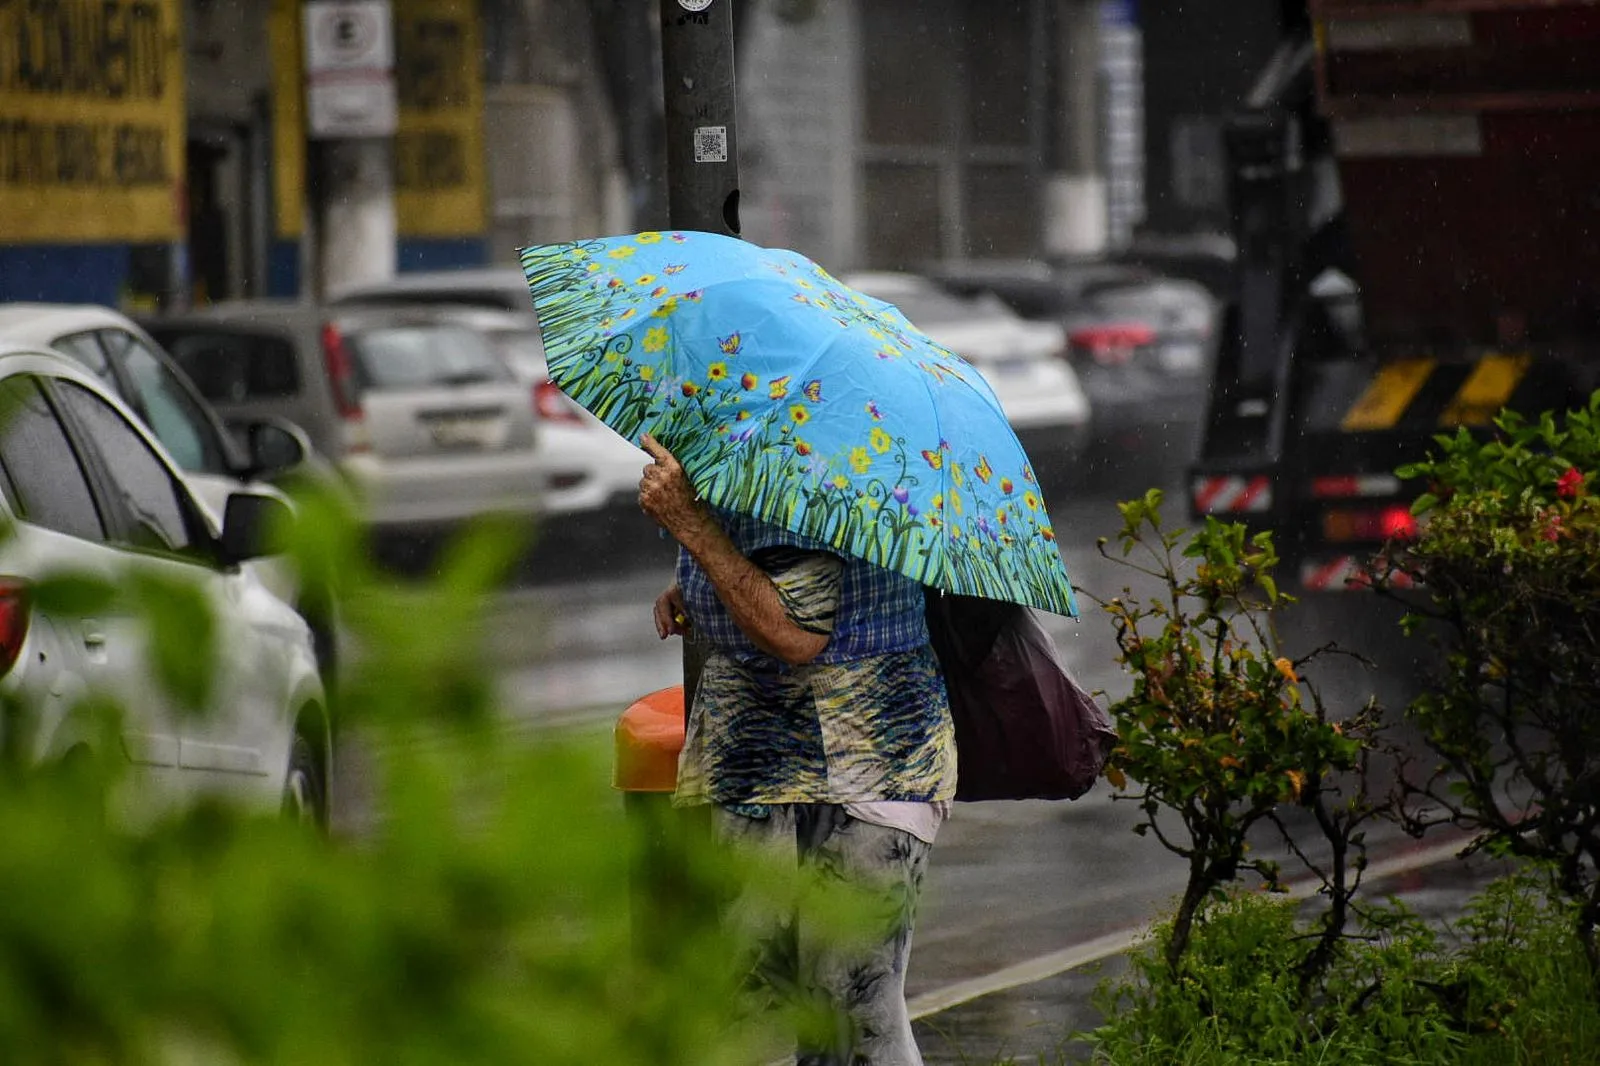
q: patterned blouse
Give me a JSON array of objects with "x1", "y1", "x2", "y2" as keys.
[{"x1": 674, "y1": 514, "x2": 958, "y2": 807}]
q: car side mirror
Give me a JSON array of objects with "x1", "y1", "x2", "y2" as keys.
[
  {"x1": 219, "y1": 490, "x2": 294, "y2": 565},
  {"x1": 240, "y1": 417, "x2": 312, "y2": 481}
]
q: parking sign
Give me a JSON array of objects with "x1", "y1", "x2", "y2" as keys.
[{"x1": 304, "y1": 0, "x2": 398, "y2": 138}]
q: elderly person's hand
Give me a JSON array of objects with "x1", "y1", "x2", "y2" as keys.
[
  {"x1": 638, "y1": 433, "x2": 716, "y2": 542},
  {"x1": 653, "y1": 583, "x2": 690, "y2": 639}
]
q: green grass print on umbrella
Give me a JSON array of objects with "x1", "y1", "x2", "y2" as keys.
[{"x1": 520, "y1": 230, "x2": 1078, "y2": 617}]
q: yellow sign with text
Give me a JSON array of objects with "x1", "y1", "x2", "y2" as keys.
[
  {"x1": 393, "y1": 0, "x2": 486, "y2": 238},
  {"x1": 0, "y1": 0, "x2": 186, "y2": 243},
  {"x1": 269, "y1": 0, "x2": 486, "y2": 241}
]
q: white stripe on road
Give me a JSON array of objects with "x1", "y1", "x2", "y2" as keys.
[{"x1": 907, "y1": 836, "x2": 1471, "y2": 1020}]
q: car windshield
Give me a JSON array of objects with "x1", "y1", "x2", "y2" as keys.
[{"x1": 345, "y1": 326, "x2": 513, "y2": 390}]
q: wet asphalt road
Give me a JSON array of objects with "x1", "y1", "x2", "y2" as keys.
[{"x1": 345, "y1": 424, "x2": 1459, "y2": 1064}]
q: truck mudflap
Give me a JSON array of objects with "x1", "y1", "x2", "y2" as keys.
[
  {"x1": 1298, "y1": 553, "x2": 1416, "y2": 593},
  {"x1": 1190, "y1": 472, "x2": 1273, "y2": 516}
]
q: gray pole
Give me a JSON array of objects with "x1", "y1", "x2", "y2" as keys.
[
  {"x1": 626, "y1": 0, "x2": 744, "y2": 968},
  {"x1": 657, "y1": 0, "x2": 742, "y2": 708},
  {"x1": 657, "y1": 0, "x2": 742, "y2": 238}
]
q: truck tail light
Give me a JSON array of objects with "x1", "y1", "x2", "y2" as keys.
[
  {"x1": 1323, "y1": 505, "x2": 1419, "y2": 543},
  {"x1": 0, "y1": 578, "x2": 30, "y2": 678}
]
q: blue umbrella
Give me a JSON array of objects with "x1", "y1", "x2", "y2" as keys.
[{"x1": 521, "y1": 230, "x2": 1077, "y2": 617}]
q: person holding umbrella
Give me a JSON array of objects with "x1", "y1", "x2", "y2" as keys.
[
  {"x1": 521, "y1": 230, "x2": 1079, "y2": 1064},
  {"x1": 639, "y1": 429, "x2": 953, "y2": 1065}
]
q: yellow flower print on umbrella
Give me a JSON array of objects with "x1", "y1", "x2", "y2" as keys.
[{"x1": 520, "y1": 230, "x2": 1077, "y2": 616}]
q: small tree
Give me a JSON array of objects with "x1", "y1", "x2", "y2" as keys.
[
  {"x1": 1096, "y1": 490, "x2": 1378, "y2": 978},
  {"x1": 1388, "y1": 395, "x2": 1600, "y2": 984}
]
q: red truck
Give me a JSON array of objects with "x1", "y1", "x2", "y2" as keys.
[{"x1": 1188, "y1": 0, "x2": 1599, "y2": 596}]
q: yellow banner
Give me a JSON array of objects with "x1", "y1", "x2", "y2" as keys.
[
  {"x1": 0, "y1": 0, "x2": 185, "y2": 243},
  {"x1": 269, "y1": 0, "x2": 486, "y2": 241},
  {"x1": 269, "y1": 0, "x2": 306, "y2": 239},
  {"x1": 393, "y1": 0, "x2": 486, "y2": 239}
]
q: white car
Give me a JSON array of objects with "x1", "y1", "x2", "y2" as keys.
[
  {"x1": 0, "y1": 344, "x2": 330, "y2": 823},
  {"x1": 840, "y1": 271, "x2": 1092, "y2": 443},
  {"x1": 0, "y1": 304, "x2": 339, "y2": 685},
  {"x1": 427, "y1": 307, "x2": 649, "y2": 516}
]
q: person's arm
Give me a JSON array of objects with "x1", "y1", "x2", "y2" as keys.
[{"x1": 638, "y1": 434, "x2": 830, "y2": 665}]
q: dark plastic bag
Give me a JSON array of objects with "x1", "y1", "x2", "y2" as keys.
[{"x1": 925, "y1": 591, "x2": 1117, "y2": 801}]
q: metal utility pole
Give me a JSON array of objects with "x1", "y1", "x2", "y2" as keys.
[
  {"x1": 658, "y1": 0, "x2": 741, "y2": 707},
  {"x1": 625, "y1": 0, "x2": 743, "y2": 967},
  {"x1": 658, "y1": 0, "x2": 742, "y2": 239}
]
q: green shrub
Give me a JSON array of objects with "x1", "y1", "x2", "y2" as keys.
[
  {"x1": 1390, "y1": 394, "x2": 1600, "y2": 980},
  {"x1": 0, "y1": 482, "x2": 876, "y2": 1064},
  {"x1": 1088, "y1": 870, "x2": 1600, "y2": 1066},
  {"x1": 1096, "y1": 490, "x2": 1380, "y2": 978}
]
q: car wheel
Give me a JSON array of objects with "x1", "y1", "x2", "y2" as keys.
[{"x1": 282, "y1": 730, "x2": 329, "y2": 830}]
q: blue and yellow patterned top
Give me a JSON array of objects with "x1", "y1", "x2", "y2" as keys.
[{"x1": 674, "y1": 514, "x2": 958, "y2": 807}]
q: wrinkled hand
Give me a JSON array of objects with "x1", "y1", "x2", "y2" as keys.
[
  {"x1": 653, "y1": 583, "x2": 690, "y2": 639},
  {"x1": 638, "y1": 433, "x2": 713, "y2": 542}
]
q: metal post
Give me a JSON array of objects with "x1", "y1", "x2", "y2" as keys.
[
  {"x1": 657, "y1": 0, "x2": 742, "y2": 238},
  {"x1": 622, "y1": 0, "x2": 744, "y2": 970},
  {"x1": 657, "y1": 0, "x2": 742, "y2": 708}
]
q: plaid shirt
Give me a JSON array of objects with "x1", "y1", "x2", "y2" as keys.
[
  {"x1": 673, "y1": 513, "x2": 956, "y2": 806},
  {"x1": 676, "y1": 512, "x2": 928, "y2": 667}
]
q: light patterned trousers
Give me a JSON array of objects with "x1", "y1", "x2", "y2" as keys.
[{"x1": 713, "y1": 803, "x2": 933, "y2": 1066}]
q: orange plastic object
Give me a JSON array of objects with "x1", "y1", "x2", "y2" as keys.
[{"x1": 613, "y1": 685, "x2": 686, "y2": 792}]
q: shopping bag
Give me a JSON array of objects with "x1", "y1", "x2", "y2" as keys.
[{"x1": 924, "y1": 591, "x2": 1117, "y2": 801}]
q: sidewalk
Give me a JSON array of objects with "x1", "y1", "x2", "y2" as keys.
[{"x1": 911, "y1": 840, "x2": 1512, "y2": 1066}]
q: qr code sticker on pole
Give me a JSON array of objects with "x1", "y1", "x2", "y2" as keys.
[{"x1": 694, "y1": 126, "x2": 729, "y2": 163}]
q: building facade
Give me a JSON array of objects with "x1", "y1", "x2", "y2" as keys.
[{"x1": 1, "y1": 0, "x2": 1157, "y2": 308}]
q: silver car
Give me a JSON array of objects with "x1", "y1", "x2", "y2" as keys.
[
  {"x1": 142, "y1": 303, "x2": 545, "y2": 542},
  {"x1": 0, "y1": 344, "x2": 330, "y2": 822}
]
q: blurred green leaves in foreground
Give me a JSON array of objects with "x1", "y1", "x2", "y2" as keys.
[{"x1": 0, "y1": 479, "x2": 877, "y2": 1065}]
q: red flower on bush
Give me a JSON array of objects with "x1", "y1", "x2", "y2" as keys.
[
  {"x1": 1543, "y1": 514, "x2": 1564, "y2": 543},
  {"x1": 1557, "y1": 467, "x2": 1585, "y2": 499}
]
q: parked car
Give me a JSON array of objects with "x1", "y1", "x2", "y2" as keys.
[
  {"x1": 141, "y1": 303, "x2": 546, "y2": 548},
  {"x1": 0, "y1": 304, "x2": 318, "y2": 513},
  {"x1": 363, "y1": 304, "x2": 649, "y2": 518},
  {"x1": 929, "y1": 259, "x2": 1218, "y2": 433},
  {"x1": 839, "y1": 271, "x2": 1092, "y2": 454},
  {"x1": 0, "y1": 343, "x2": 331, "y2": 823},
  {"x1": 0, "y1": 304, "x2": 339, "y2": 683}
]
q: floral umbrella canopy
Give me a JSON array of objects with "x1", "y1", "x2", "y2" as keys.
[{"x1": 520, "y1": 230, "x2": 1077, "y2": 617}]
